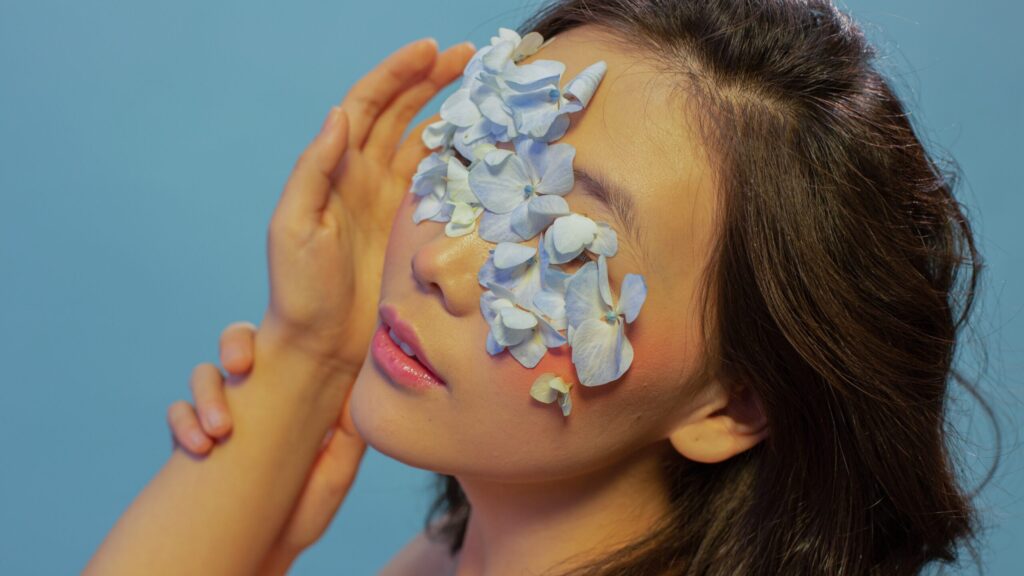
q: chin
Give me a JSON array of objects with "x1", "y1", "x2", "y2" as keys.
[{"x1": 348, "y1": 358, "x2": 462, "y2": 475}]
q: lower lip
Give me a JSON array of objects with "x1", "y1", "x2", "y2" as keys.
[{"x1": 371, "y1": 322, "x2": 446, "y2": 391}]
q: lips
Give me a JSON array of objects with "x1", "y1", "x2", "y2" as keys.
[{"x1": 378, "y1": 304, "x2": 446, "y2": 384}]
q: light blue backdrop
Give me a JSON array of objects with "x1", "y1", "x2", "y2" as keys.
[{"x1": 1, "y1": 1, "x2": 1020, "y2": 574}]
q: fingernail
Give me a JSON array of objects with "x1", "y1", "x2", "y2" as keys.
[
  {"x1": 463, "y1": 40, "x2": 476, "y2": 51},
  {"x1": 423, "y1": 37, "x2": 438, "y2": 49},
  {"x1": 222, "y1": 347, "x2": 241, "y2": 367},
  {"x1": 319, "y1": 106, "x2": 340, "y2": 137},
  {"x1": 191, "y1": 430, "x2": 209, "y2": 447},
  {"x1": 206, "y1": 411, "x2": 224, "y2": 429}
]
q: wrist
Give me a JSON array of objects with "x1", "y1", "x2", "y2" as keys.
[
  {"x1": 257, "y1": 313, "x2": 360, "y2": 383},
  {"x1": 259, "y1": 546, "x2": 300, "y2": 576}
]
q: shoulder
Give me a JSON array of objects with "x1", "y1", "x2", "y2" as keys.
[{"x1": 377, "y1": 525, "x2": 458, "y2": 576}]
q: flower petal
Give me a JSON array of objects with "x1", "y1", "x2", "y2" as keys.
[
  {"x1": 563, "y1": 60, "x2": 607, "y2": 108},
  {"x1": 502, "y1": 59, "x2": 565, "y2": 91},
  {"x1": 493, "y1": 241, "x2": 537, "y2": 269},
  {"x1": 589, "y1": 222, "x2": 618, "y2": 257},
  {"x1": 444, "y1": 203, "x2": 482, "y2": 237},
  {"x1": 530, "y1": 373, "x2": 559, "y2": 403},
  {"x1": 597, "y1": 254, "x2": 613, "y2": 308},
  {"x1": 558, "y1": 390, "x2": 573, "y2": 416},
  {"x1": 550, "y1": 213, "x2": 597, "y2": 256},
  {"x1": 564, "y1": 261, "x2": 607, "y2": 329},
  {"x1": 516, "y1": 194, "x2": 570, "y2": 239},
  {"x1": 500, "y1": 305, "x2": 538, "y2": 331},
  {"x1": 469, "y1": 152, "x2": 531, "y2": 214},
  {"x1": 486, "y1": 330, "x2": 504, "y2": 355},
  {"x1": 538, "y1": 315, "x2": 567, "y2": 347},
  {"x1": 440, "y1": 87, "x2": 481, "y2": 127},
  {"x1": 479, "y1": 209, "x2": 526, "y2": 243},
  {"x1": 422, "y1": 119, "x2": 455, "y2": 150},
  {"x1": 509, "y1": 331, "x2": 547, "y2": 368},
  {"x1": 534, "y1": 142, "x2": 576, "y2": 196},
  {"x1": 618, "y1": 273, "x2": 647, "y2": 323},
  {"x1": 412, "y1": 192, "x2": 445, "y2": 223},
  {"x1": 570, "y1": 317, "x2": 623, "y2": 386}
]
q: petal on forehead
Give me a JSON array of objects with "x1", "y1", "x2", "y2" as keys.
[
  {"x1": 502, "y1": 59, "x2": 565, "y2": 90},
  {"x1": 563, "y1": 60, "x2": 608, "y2": 108}
]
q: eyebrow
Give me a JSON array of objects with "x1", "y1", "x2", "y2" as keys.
[{"x1": 572, "y1": 167, "x2": 651, "y2": 270}]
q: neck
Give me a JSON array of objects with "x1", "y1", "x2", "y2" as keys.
[{"x1": 451, "y1": 440, "x2": 674, "y2": 576}]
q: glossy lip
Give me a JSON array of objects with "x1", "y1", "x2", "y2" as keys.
[{"x1": 378, "y1": 303, "x2": 447, "y2": 386}]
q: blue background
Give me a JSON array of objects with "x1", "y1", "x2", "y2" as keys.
[{"x1": 1, "y1": 1, "x2": 1020, "y2": 574}]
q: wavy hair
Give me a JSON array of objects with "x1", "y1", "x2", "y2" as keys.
[{"x1": 424, "y1": 1, "x2": 997, "y2": 574}]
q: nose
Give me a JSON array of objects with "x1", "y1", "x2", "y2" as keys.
[{"x1": 410, "y1": 229, "x2": 495, "y2": 317}]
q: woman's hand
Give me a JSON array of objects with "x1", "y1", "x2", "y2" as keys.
[
  {"x1": 168, "y1": 321, "x2": 367, "y2": 570},
  {"x1": 259, "y1": 37, "x2": 477, "y2": 384}
]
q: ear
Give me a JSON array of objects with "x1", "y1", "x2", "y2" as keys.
[{"x1": 667, "y1": 381, "x2": 769, "y2": 464}]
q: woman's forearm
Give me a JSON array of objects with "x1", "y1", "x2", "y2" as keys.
[{"x1": 84, "y1": 337, "x2": 351, "y2": 576}]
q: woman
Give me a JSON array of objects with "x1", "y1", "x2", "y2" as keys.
[{"x1": 85, "y1": 1, "x2": 991, "y2": 574}]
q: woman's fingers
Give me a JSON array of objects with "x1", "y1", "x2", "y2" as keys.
[
  {"x1": 219, "y1": 321, "x2": 258, "y2": 375},
  {"x1": 272, "y1": 106, "x2": 351, "y2": 229},
  {"x1": 167, "y1": 400, "x2": 213, "y2": 454},
  {"x1": 341, "y1": 37, "x2": 439, "y2": 151},
  {"x1": 364, "y1": 41, "x2": 476, "y2": 166},
  {"x1": 392, "y1": 115, "x2": 443, "y2": 183},
  {"x1": 189, "y1": 363, "x2": 232, "y2": 438}
]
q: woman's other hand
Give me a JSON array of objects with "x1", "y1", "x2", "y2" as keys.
[
  {"x1": 167, "y1": 321, "x2": 369, "y2": 569},
  {"x1": 259, "y1": 37, "x2": 477, "y2": 382}
]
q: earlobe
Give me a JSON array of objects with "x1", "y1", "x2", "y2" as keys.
[{"x1": 667, "y1": 383, "x2": 769, "y2": 464}]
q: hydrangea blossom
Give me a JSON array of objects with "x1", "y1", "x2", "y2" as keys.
[
  {"x1": 428, "y1": 28, "x2": 606, "y2": 159},
  {"x1": 470, "y1": 137, "x2": 575, "y2": 242},
  {"x1": 406, "y1": 27, "x2": 648, "y2": 417},
  {"x1": 480, "y1": 281, "x2": 566, "y2": 369},
  {"x1": 564, "y1": 254, "x2": 647, "y2": 386},
  {"x1": 477, "y1": 231, "x2": 571, "y2": 332}
]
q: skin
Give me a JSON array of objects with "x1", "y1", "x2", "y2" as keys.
[{"x1": 167, "y1": 25, "x2": 771, "y2": 576}]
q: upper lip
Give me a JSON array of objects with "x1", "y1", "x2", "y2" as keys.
[{"x1": 379, "y1": 303, "x2": 446, "y2": 384}]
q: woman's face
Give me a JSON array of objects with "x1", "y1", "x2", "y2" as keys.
[{"x1": 349, "y1": 26, "x2": 721, "y2": 481}]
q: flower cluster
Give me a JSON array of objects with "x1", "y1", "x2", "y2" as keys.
[{"x1": 409, "y1": 28, "x2": 647, "y2": 416}]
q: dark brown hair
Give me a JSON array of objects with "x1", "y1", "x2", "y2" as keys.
[{"x1": 424, "y1": 1, "x2": 997, "y2": 574}]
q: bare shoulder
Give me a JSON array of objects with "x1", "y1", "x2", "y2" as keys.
[{"x1": 377, "y1": 525, "x2": 458, "y2": 576}]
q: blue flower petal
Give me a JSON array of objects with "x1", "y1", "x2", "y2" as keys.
[
  {"x1": 589, "y1": 222, "x2": 618, "y2": 257},
  {"x1": 597, "y1": 254, "x2": 613, "y2": 308},
  {"x1": 564, "y1": 261, "x2": 606, "y2": 329},
  {"x1": 502, "y1": 59, "x2": 565, "y2": 91},
  {"x1": 538, "y1": 315, "x2": 568, "y2": 347},
  {"x1": 479, "y1": 209, "x2": 526, "y2": 243},
  {"x1": 570, "y1": 317, "x2": 623, "y2": 386},
  {"x1": 509, "y1": 200, "x2": 533, "y2": 240},
  {"x1": 533, "y1": 143, "x2": 575, "y2": 196},
  {"x1": 493, "y1": 242, "x2": 537, "y2": 269},
  {"x1": 412, "y1": 193, "x2": 445, "y2": 223},
  {"x1": 469, "y1": 154, "x2": 531, "y2": 213},
  {"x1": 440, "y1": 87, "x2": 481, "y2": 127},
  {"x1": 618, "y1": 273, "x2": 647, "y2": 323},
  {"x1": 486, "y1": 331, "x2": 504, "y2": 355},
  {"x1": 509, "y1": 332, "x2": 547, "y2": 368}
]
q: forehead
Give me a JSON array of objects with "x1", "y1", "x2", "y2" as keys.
[{"x1": 521, "y1": 25, "x2": 720, "y2": 283}]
